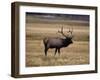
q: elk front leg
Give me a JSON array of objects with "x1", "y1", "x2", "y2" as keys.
[
  {"x1": 58, "y1": 48, "x2": 60, "y2": 55},
  {"x1": 55, "y1": 48, "x2": 57, "y2": 56}
]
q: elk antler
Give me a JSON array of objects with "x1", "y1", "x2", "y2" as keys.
[
  {"x1": 58, "y1": 27, "x2": 73, "y2": 38},
  {"x1": 67, "y1": 27, "x2": 73, "y2": 39},
  {"x1": 58, "y1": 27, "x2": 67, "y2": 37}
]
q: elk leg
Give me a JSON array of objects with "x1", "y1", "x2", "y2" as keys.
[
  {"x1": 45, "y1": 48, "x2": 48, "y2": 56},
  {"x1": 55, "y1": 48, "x2": 57, "y2": 56},
  {"x1": 58, "y1": 49, "x2": 60, "y2": 55}
]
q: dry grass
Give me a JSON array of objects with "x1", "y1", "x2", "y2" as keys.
[{"x1": 26, "y1": 40, "x2": 89, "y2": 67}]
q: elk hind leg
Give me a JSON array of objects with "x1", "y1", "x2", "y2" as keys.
[
  {"x1": 55, "y1": 48, "x2": 57, "y2": 56},
  {"x1": 44, "y1": 48, "x2": 48, "y2": 56}
]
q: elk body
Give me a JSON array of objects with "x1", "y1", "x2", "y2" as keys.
[{"x1": 43, "y1": 27, "x2": 73, "y2": 56}]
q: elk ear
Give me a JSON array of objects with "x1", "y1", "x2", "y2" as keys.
[{"x1": 69, "y1": 35, "x2": 73, "y2": 39}]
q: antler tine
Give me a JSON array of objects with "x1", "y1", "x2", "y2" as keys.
[
  {"x1": 61, "y1": 26, "x2": 63, "y2": 33},
  {"x1": 68, "y1": 27, "x2": 73, "y2": 34},
  {"x1": 67, "y1": 27, "x2": 70, "y2": 33},
  {"x1": 69, "y1": 27, "x2": 71, "y2": 32},
  {"x1": 72, "y1": 27, "x2": 73, "y2": 32},
  {"x1": 66, "y1": 27, "x2": 74, "y2": 39},
  {"x1": 71, "y1": 27, "x2": 73, "y2": 34},
  {"x1": 70, "y1": 27, "x2": 73, "y2": 38},
  {"x1": 58, "y1": 29, "x2": 61, "y2": 33},
  {"x1": 58, "y1": 26, "x2": 63, "y2": 33}
]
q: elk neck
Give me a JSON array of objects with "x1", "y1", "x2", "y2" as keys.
[{"x1": 62, "y1": 37, "x2": 73, "y2": 47}]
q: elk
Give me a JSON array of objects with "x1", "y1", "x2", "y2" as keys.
[{"x1": 43, "y1": 27, "x2": 73, "y2": 56}]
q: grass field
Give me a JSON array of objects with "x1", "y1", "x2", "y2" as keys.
[{"x1": 25, "y1": 14, "x2": 89, "y2": 67}]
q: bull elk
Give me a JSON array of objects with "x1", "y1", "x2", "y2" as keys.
[{"x1": 43, "y1": 27, "x2": 73, "y2": 56}]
